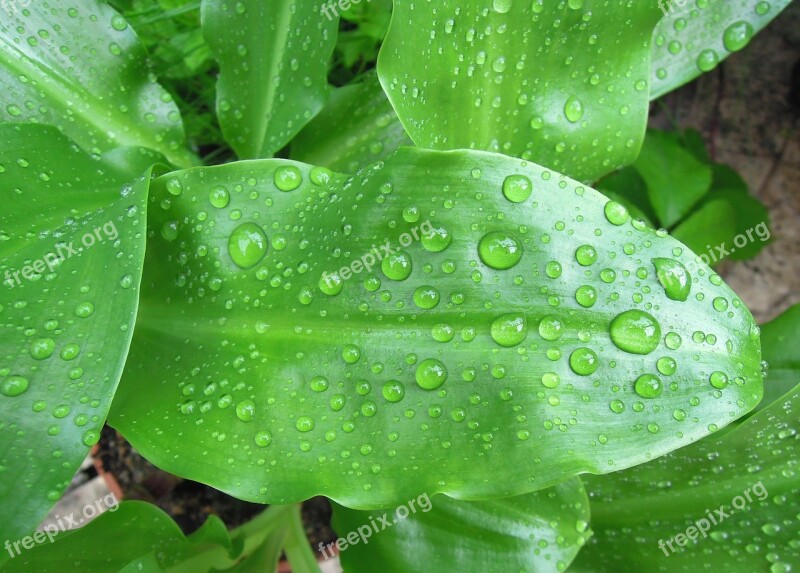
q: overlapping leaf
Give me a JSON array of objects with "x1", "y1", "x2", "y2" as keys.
[
  {"x1": 571, "y1": 311, "x2": 799, "y2": 571},
  {"x1": 0, "y1": 125, "x2": 151, "y2": 547},
  {"x1": 334, "y1": 478, "x2": 590, "y2": 573},
  {"x1": 201, "y1": 0, "x2": 339, "y2": 159},
  {"x1": 650, "y1": 0, "x2": 793, "y2": 100},
  {"x1": 291, "y1": 71, "x2": 413, "y2": 173},
  {"x1": 377, "y1": 0, "x2": 663, "y2": 182},
  {"x1": 0, "y1": 0, "x2": 195, "y2": 168},
  {"x1": 110, "y1": 147, "x2": 761, "y2": 509}
]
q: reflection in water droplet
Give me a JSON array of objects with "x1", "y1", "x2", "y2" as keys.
[
  {"x1": 610, "y1": 310, "x2": 661, "y2": 355},
  {"x1": 228, "y1": 223, "x2": 268, "y2": 269}
]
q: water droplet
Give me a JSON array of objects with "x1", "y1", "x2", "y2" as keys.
[
  {"x1": 228, "y1": 223, "x2": 268, "y2": 269},
  {"x1": 165, "y1": 178, "x2": 182, "y2": 196},
  {"x1": 610, "y1": 310, "x2": 661, "y2": 355},
  {"x1": 30, "y1": 338, "x2": 55, "y2": 360},
  {"x1": 274, "y1": 165, "x2": 302, "y2": 191},
  {"x1": 296, "y1": 416, "x2": 315, "y2": 432},
  {"x1": 74, "y1": 302, "x2": 95, "y2": 318},
  {"x1": 575, "y1": 245, "x2": 597, "y2": 266},
  {"x1": 209, "y1": 185, "x2": 230, "y2": 208},
  {"x1": 255, "y1": 431, "x2": 272, "y2": 447},
  {"x1": 1, "y1": 375, "x2": 29, "y2": 397},
  {"x1": 652, "y1": 258, "x2": 691, "y2": 301},
  {"x1": 491, "y1": 313, "x2": 527, "y2": 347},
  {"x1": 478, "y1": 232, "x2": 522, "y2": 270},
  {"x1": 755, "y1": 1, "x2": 771, "y2": 15},
  {"x1": 656, "y1": 356, "x2": 677, "y2": 376},
  {"x1": 413, "y1": 285, "x2": 440, "y2": 309},
  {"x1": 416, "y1": 359, "x2": 448, "y2": 390},
  {"x1": 609, "y1": 399, "x2": 625, "y2": 414},
  {"x1": 421, "y1": 226, "x2": 452, "y2": 252},
  {"x1": 502, "y1": 174, "x2": 532, "y2": 203},
  {"x1": 713, "y1": 297, "x2": 729, "y2": 312},
  {"x1": 542, "y1": 372, "x2": 560, "y2": 389},
  {"x1": 634, "y1": 374, "x2": 663, "y2": 398},
  {"x1": 111, "y1": 14, "x2": 128, "y2": 31},
  {"x1": 569, "y1": 348, "x2": 598, "y2": 376},
  {"x1": 432, "y1": 323, "x2": 455, "y2": 343},
  {"x1": 709, "y1": 371, "x2": 728, "y2": 389},
  {"x1": 492, "y1": 0, "x2": 512, "y2": 13},
  {"x1": 697, "y1": 49, "x2": 719, "y2": 72},
  {"x1": 82, "y1": 429, "x2": 100, "y2": 446},
  {"x1": 723, "y1": 21, "x2": 754, "y2": 52},
  {"x1": 236, "y1": 399, "x2": 256, "y2": 421},
  {"x1": 310, "y1": 376, "x2": 329, "y2": 392},
  {"x1": 575, "y1": 285, "x2": 597, "y2": 308},
  {"x1": 538, "y1": 315, "x2": 564, "y2": 341},
  {"x1": 319, "y1": 272, "x2": 343, "y2": 296},
  {"x1": 564, "y1": 96, "x2": 584, "y2": 123},
  {"x1": 342, "y1": 345, "x2": 360, "y2": 364},
  {"x1": 545, "y1": 261, "x2": 562, "y2": 279},
  {"x1": 381, "y1": 251, "x2": 413, "y2": 280},
  {"x1": 604, "y1": 201, "x2": 629, "y2": 226},
  {"x1": 382, "y1": 380, "x2": 405, "y2": 403}
]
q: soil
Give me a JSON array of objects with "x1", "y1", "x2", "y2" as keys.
[{"x1": 97, "y1": 426, "x2": 337, "y2": 548}]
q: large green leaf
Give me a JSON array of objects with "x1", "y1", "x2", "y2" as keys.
[
  {"x1": 291, "y1": 71, "x2": 413, "y2": 173},
  {"x1": 376, "y1": 0, "x2": 663, "y2": 182},
  {"x1": 571, "y1": 348, "x2": 800, "y2": 570},
  {"x1": 0, "y1": 0, "x2": 195, "y2": 168},
  {"x1": 110, "y1": 147, "x2": 762, "y2": 509},
  {"x1": 333, "y1": 479, "x2": 591, "y2": 573},
  {"x1": 0, "y1": 125, "x2": 151, "y2": 547},
  {"x1": 650, "y1": 0, "x2": 793, "y2": 100},
  {"x1": 201, "y1": 0, "x2": 339, "y2": 159}
]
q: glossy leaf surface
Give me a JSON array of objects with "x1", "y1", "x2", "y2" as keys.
[
  {"x1": 334, "y1": 478, "x2": 591, "y2": 573},
  {"x1": 0, "y1": 0, "x2": 195, "y2": 168},
  {"x1": 201, "y1": 0, "x2": 339, "y2": 159},
  {"x1": 110, "y1": 147, "x2": 762, "y2": 509},
  {"x1": 0, "y1": 125, "x2": 150, "y2": 546},
  {"x1": 377, "y1": 0, "x2": 663, "y2": 182},
  {"x1": 650, "y1": 0, "x2": 793, "y2": 100},
  {"x1": 291, "y1": 71, "x2": 413, "y2": 173}
]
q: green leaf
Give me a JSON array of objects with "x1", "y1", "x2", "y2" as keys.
[
  {"x1": 0, "y1": 125, "x2": 151, "y2": 547},
  {"x1": 0, "y1": 0, "x2": 196, "y2": 168},
  {"x1": 376, "y1": 1, "x2": 663, "y2": 182},
  {"x1": 333, "y1": 478, "x2": 591, "y2": 573},
  {"x1": 758, "y1": 304, "x2": 800, "y2": 412},
  {"x1": 201, "y1": 0, "x2": 339, "y2": 159},
  {"x1": 671, "y1": 198, "x2": 737, "y2": 263},
  {"x1": 1, "y1": 501, "x2": 235, "y2": 572},
  {"x1": 634, "y1": 129, "x2": 712, "y2": 228},
  {"x1": 291, "y1": 71, "x2": 414, "y2": 173},
  {"x1": 650, "y1": 0, "x2": 793, "y2": 100},
  {"x1": 110, "y1": 147, "x2": 762, "y2": 508},
  {"x1": 704, "y1": 165, "x2": 771, "y2": 261},
  {"x1": 571, "y1": 366, "x2": 800, "y2": 570}
]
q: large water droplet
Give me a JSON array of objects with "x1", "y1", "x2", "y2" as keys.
[
  {"x1": 30, "y1": 338, "x2": 55, "y2": 360},
  {"x1": 381, "y1": 251, "x2": 413, "y2": 280},
  {"x1": 274, "y1": 165, "x2": 302, "y2": 191},
  {"x1": 235, "y1": 399, "x2": 256, "y2": 422},
  {"x1": 723, "y1": 21, "x2": 754, "y2": 52},
  {"x1": 478, "y1": 232, "x2": 523, "y2": 270},
  {"x1": 634, "y1": 374, "x2": 663, "y2": 398},
  {"x1": 569, "y1": 348, "x2": 598, "y2": 376},
  {"x1": 652, "y1": 258, "x2": 691, "y2": 301},
  {"x1": 382, "y1": 380, "x2": 406, "y2": 403},
  {"x1": 1, "y1": 375, "x2": 29, "y2": 397},
  {"x1": 610, "y1": 310, "x2": 661, "y2": 355},
  {"x1": 502, "y1": 174, "x2": 533, "y2": 203},
  {"x1": 416, "y1": 359, "x2": 448, "y2": 390},
  {"x1": 228, "y1": 223, "x2": 268, "y2": 269},
  {"x1": 564, "y1": 96, "x2": 584, "y2": 123},
  {"x1": 491, "y1": 313, "x2": 527, "y2": 347},
  {"x1": 538, "y1": 315, "x2": 564, "y2": 341},
  {"x1": 209, "y1": 185, "x2": 230, "y2": 208}
]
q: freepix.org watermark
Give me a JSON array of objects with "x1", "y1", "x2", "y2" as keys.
[
  {"x1": 3, "y1": 221, "x2": 119, "y2": 289},
  {"x1": 321, "y1": 220, "x2": 433, "y2": 291},
  {"x1": 4, "y1": 493, "x2": 119, "y2": 558},
  {"x1": 320, "y1": 0, "x2": 373, "y2": 21},
  {"x1": 695, "y1": 221, "x2": 770, "y2": 266},
  {"x1": 658, "y1": 481, "x2": 768, "y2": 557},
  {"x1": 317, "y1": 493, "x2": 433, "y2": 559}
]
